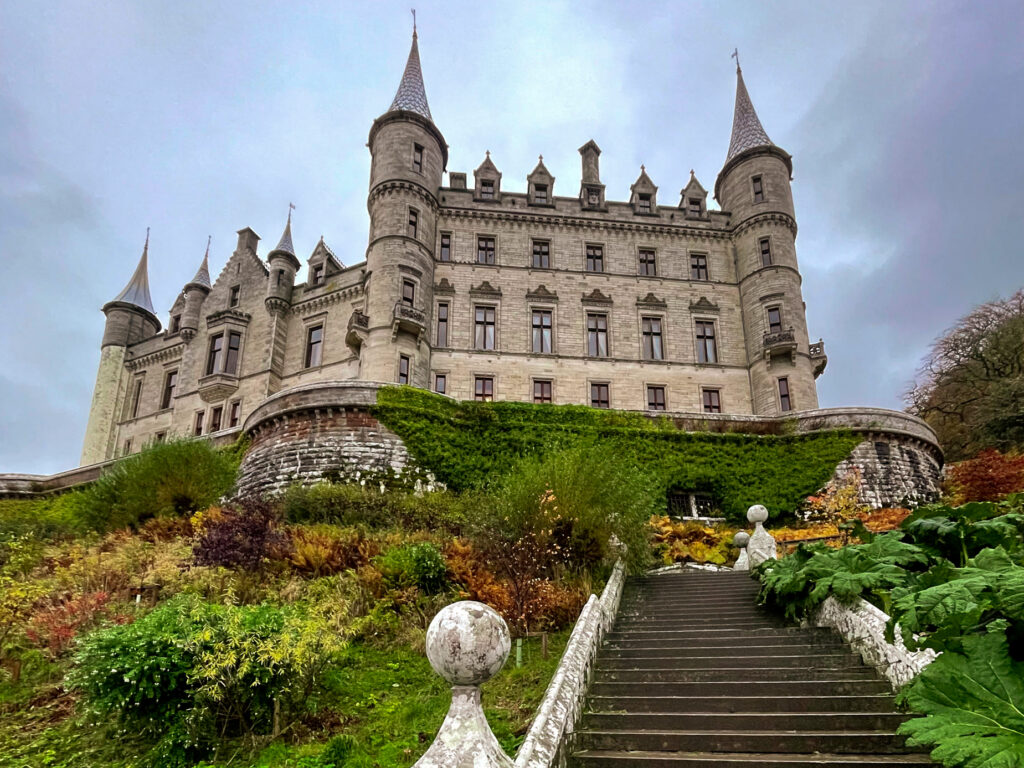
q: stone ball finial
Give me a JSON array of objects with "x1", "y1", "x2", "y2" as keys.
[
  {"x1": 747, "y1": 504, "x2": 769, "y2": 525},
  {"x1": 426, "y1": 601, "x2": 510, "y2": 686},
  {"x1": 733, "y1": 531, "x2": 750, "y2": 548}
]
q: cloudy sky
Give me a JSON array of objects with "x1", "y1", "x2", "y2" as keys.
[{"x1": 1, "y1": 0, "x2": 1022, "y2": 474}]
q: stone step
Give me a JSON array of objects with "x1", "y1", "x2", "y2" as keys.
[
  {"x1": 593, "y1": 666, "x2": 879, "y2": 683},
  {"x1": 584, "y1": 695, "x2": 900, "y2": 714},
  {"x1": 611, "y1": 619, "x2": 788, "y2": 631},
  {"x1": 605, "y1": 627, "x2": 839, "y2": 643},
  {"x1": 575, "y1": 730, "x2": 914, "y2": 755},
  {"x1": 600, "y1": 643, "x2": 848, "y2": 659},
  {"x1": 588, "y1": 680, "x2": 892, "y2": 697},
  {"x1": 580, "y1": 713, "x2": 910, "y2": 732},
  {"x1": 597, "y1": 653, "x2": 864, "y2": 670},
  {"x1": 603, "y1": 636, "x2": 845, "y2": 651},
  {"x1": 570, "y1": 750, "x2": 934, "y2": 767}
]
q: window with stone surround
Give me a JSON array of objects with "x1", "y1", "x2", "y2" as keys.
[
  {"x1": 474, "y1": 376, "x2": 493, "y2": 401},
  {"x1": 436, "y1": 302, "x2": 449, "y2": 347},
  {"x1": 439, "y1": 233, "x2": 451, "y2": 261},
  {"x1": 702, "y1": 388, "x2": 722, "y2": 413},
  {"x1": 170, "y1": 313, "x2": 181, "y2": 333},
  {"x1": 229, "y1": 285, "x2": 240, "y2": 307},
  {"x1": 767, "y1": 306, "x2": 783, "y2": 334},
  {"x1": 587, "y1": 313, "x2": 608, "y2": 357},
  {"x1": 122, "y1": 438, "x2": 132, "y2": 457},
  {"x1": 228, "y1": 400, "x2": 241, "y2": 428},
  {"x1": 434, "y1": 373, "x2": 447, "y2": 395},
  {"x1": 639, "y1": 249, "x2": 656, "y2": 276},
  {"x1": 412, "y1": 143, "x2": 424, "y2": 173},
  {"x1": 477, "y1": 236, "x2": 495, "y2": 265},
  {"x1": 305, "y1": 324, "x2": 323, "y2": 368},
  {"x1": 474, "y1": 305, "x2": 496, "y2": 350},
  {"x1": 225, "y1": 331, "x2": 241, "y2": 374},
  {"x1": 695, "y1": 320, "x2": 718, "y2": 364},
  {"x1": 408, "y1": 208, "x2": 418, "y2": 239},
  {"x1": 398, "y1": 355, "x2": 410, "y2": 385},
  {"x1": 532, "y1": 240, "x2": 550, "y2": 268},
  {"x1": 642, "y1": 316, "x2": 664, "y2": 360},
  {"x1": 155, "y1": 431, "x2": 166, "y2": 443},
  {"x1": 647, "y1": 385, "x2": 666, "y2": 411},
  {"x1": 688, "y1": 197, "x2": 703, "y2": 216},
  {"x1": 532, "y1": 309, "x2": 552, "y2": 353},
  {"x1": 206, "y1": 334, "x2": 224, "y2": 375},
  {"x1": 690, "y1": 253, "x2": 709, "y2": 280},
  {"x1": 534, "y1": 380, "x2": 552, "y2": 403},
  {"x1": 585, "y1": 244, "x2": 604, "y2": 273},
  {"x1": 752, "y1": 175, "x2": 765, "y2": 203},
  {"x1": 590, "y1": 382, "x2": 610, "y2": 409},
  {"x1": 779, "y1": 377, "x2": 792, "y2": 412},
  {"x1": 533, "y1": 184, "x2": 548, "y2": 204},
  {"x1": 129, "y1": 377, "x2": 143, "y2": 419},
  {"x1": 480, "y1": 179, "x2": 495, "y2": 200},
  {"x1": 402, "y1": 279, "x2": 416, "y2": 307},
  {"x1": 194, "y1": 410, "x2": 205, "y2": 436},
  {"x1": 161, "y1": 370, "x2": 177, "y2": 410},
  {"x1": 312, "y1": 263, "x2": 325, "y2": 285},
  {"x1": 638, "y1": 193, "x2": 652, "y2": 214},
  {"x1": 210, "y1": 405, "x2": 223, "y2": 432},
  {"x1": 760, "y1": 237, "x2": 773, "y2": 267}
]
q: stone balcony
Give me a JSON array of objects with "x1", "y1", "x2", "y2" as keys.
[
  {"x1": 763, "y1": 326, "x2": 798, "y2": 367},
  {"x1": 810, "y1": 339, "x2": 828, "y2": 378},
  {"x1": 393, "y1": 301, "x2": 427, "y2": 339},
  {"x1": 197, "y1": 371, "x2": 239, "y2": 403},
  {"x1": 346, "y1": 309, "x2": 369, "y2": 352}
]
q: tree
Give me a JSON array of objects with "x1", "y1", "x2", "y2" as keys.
[{"x1": 907, "y1": 288, "x2": 1024, "y2": 461}]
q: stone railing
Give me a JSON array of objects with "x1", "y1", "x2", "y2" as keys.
[
  {"x1": 809, "y1": 339, "x2": 826, "y2": 358},
  {"x1": 763, "y1": 327, "x2": 796, "y2": 347},
  {"x1": 393, "y1": 302, "x2": 427, "y2": 335}
]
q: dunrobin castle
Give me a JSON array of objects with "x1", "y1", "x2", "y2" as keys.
[{"x1": 81, "y1": 29, "x2": 832, "y2": 467}]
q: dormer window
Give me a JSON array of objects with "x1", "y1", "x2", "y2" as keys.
[
  {"x1": 412, "y1": 143, "x2": 424, "y2": 173},
  {"x1": 533, "y1": 184, "x2": 548, "y2": 204},
  {"x1": 480, "y1": 179, "x2": 495, "y2": 200},
  {"x1": 229, "y1": 285, "x2": 240, "y2": 307},
  {"x1": 752, "y1": 175, "x2": 765, "y2": 203},
  {"x1": 312, "y1": 263, "x2": 325, "y2": 285},
  {"x1": 688, "y1": 198, "x2": 703, "y2": 216},
  {"x1": 638, "y1": 194, "x2": 652, "y2": 214}
]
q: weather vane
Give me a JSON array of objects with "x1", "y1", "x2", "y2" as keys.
[{"x1": 731, "y1": 47, "x2": 740, "y2": 72}]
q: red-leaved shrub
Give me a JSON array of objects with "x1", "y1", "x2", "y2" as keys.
[
  {"x1": 26, "y1": 591, "x2": 130, "y2": 656},
  {"x1": 946, "y1": 449, "x2": 1024, "y2": 503}
]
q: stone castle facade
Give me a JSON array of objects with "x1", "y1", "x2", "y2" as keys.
[{"x1": 81, "y1": 30, "x2": 829, "y2": 466}]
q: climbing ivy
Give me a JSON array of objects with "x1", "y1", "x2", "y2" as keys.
[{"x1": 371, "y1": 386, "x2": 862, "y2": 523}]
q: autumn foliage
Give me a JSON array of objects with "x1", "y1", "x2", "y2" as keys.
[{"x1": 945, "y1": 449, "x2": 1024, "y2": 503}]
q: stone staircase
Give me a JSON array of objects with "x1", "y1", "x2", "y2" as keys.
[{"x1": 569, "y1": 569, "x2": 934, "y2": 767}]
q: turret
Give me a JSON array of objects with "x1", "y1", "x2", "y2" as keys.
[
  {"x1": 180, "y1": 237, "x2": 212, "y2": 342},
  {"x1": 81, "y1": 230, "x2": 161, "y2": 465},
  {"x1": 360, "y1": 21, "x2": 446, "y2": 386},
  {"x1": 715, "y1": 56, "x2": 819, "y2": 415},
  {"x1": 265, "y1": 207, "x2": 300, "y2": 315}
]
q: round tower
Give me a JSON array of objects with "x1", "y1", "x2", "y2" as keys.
[
  {"x1": 360, "y1": 24, "x2": 446, "y2": 386},
  {"x1": 180, "y1": 237, "x2": 212, "y2": 342},
  {"x1": 81, "y1": 231, "x2": 162, "y2": 465},
  {"x1": 715, "y1": 61, "x2": 819, "y2": 415}
]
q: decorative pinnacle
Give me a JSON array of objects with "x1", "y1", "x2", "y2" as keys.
[
  {"x1": 732, "y1": 47, "x2": 740, "y2": 73},
  {"x1": 641, "y1": 164, "x2": 646, "y2": 172},
  {"x1": 412, "y1": 8, "x2": 416, "y2": 36}
]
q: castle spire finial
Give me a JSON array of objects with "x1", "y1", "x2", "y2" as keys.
[
  {"x1": 732, "y1": 47, "x2": 740, "y2": 74},
  {"x1": 387, "y1": 16, "x2": 432, "y2": 120},
  {"x1": 412, "y1": 8, "x2": 416, "y2": 36},
  {"x1": 188, "y1": 236, "x2": 213, "y2": 289},
  {"x1": 272, "y1": 204, "x2": 296, "y2": 257},
  {"x1": 724, "y1": 57, "x2": 774, "y2": 164},
  {"x1": 111, "y1": 228, "x2": 157, "y2": 314}
]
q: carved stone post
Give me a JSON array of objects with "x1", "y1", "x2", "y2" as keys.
[
  {"x1": 746, "y1": 504, "x2": 777, "y2": 568},
  {"x1": 414, "y1": 601, "x2": 514, "y2": 768},
  {"x1": 732, "y1": 531, "x2": 750, "y2": 571}
]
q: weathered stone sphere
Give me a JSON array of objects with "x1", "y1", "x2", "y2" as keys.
[
  {"x1": 426, "y1": 601, "x2": 510, "y2": 686},
  {"x1": 733, "y1": 531, "x2": 750, "y2": 548},
  {"x1": 747, "y1": 504, "x2": 769, "y2": 525}
]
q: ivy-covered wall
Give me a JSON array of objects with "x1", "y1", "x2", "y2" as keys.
[{"x1": 371, "y1": 387, "x2": 862, "y2": 522}]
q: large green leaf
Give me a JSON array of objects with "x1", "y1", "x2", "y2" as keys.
[{"x1": 900, "y1": 632, "x2": 1024, "y2": 768}]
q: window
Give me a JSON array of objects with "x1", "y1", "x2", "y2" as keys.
[
  {"x1": 702, "y1": 388, "x2": 722, "y2": 413},
  {"x1": 210, "y1": 406, "x2": 223, "y2": 432},
  {"x1": 408, "y1": 208, "x2": 418, "y2": 239},
  {"x1": 688, "y1": 197, "x2": 702, "y2": 216},
  {"x1": 155, "y1": 431, "x2": 166, "y2": 443},
  {"x1": 305, "y1": 324, "x2": 323, "y2": 368},
  {"x1": 412, "y1": 143, "x2": 423, "y2": 173},
  {"x1": 532, "y1": 310, "x2": 552, "y2": 353},
  {"x1": 587, "y1": 313, "x2": 608, "y2": 357},
  {"x1": 585, "y1": 244, "x2": 604, "y2": 272},
  {"x1": 695, "y1": 321, "x2": 718, "y2": 364},
  {"x1": 639, "y1": 249, "x2": 656, "y2": 276},
  {"x1": 225, "y1": 331, "x2": 241, "y2": 374},
  {"x1": 533, "y1": 184, "x2": 548, "y2": 204},
  {"x1": 402, "y1": 279, "x2": 416, "y2": 307},
  {"x1": 690, "y1": 254, "x2": 709, "y2": 280},
  {"x1": 229, "y1": 285, "x2": 240, "y2": 307},
  {"x1": 534, "y1": 380, "x2": 552, "y2": 403},
  {"x1": 439, "y1": 233, "x2": 451, "y2": 261},
  {"x1": 647, "y1": 385, "x2": 666, "y2": 411},
  {"x1": 474, "y1": 306, "x2": 496, "y2": 350},
  {"x1": 779, "y1": 377, "x2": 792, "y2": 412},
  {"x1": 752, "y1": 175, "x2": 765, "y2": 203},
  {"x1": 590, "y1": 383, "x2": 610, "y2": 409},
  {"x1": 586, "y1": 187, "x2": 600, "y2": 206},
  {"x1": 161, "y1": 370, "x2": 177, "y2": 410},
  {"x1": 767, "y1": 306, "x2": 783, "y2": 334},
  {"x1": 275, "y1": 269, "x2": 283, "y2": 286},
  {"x1": 642, "y1": 317, "x2": 664, "y2": 360},
  {"x1": 759, "y1": 238, "x2": 772, "y2": 267},
  {"x1": 194, "y1": 410, "x2": 205, "y2": 436},
  {"x1": 206, "y1": 333, "x2": 224, "y2": 375},
  {"x1": 532, "y1": 240, "x2": 550, "y2": 268},
  {"x1": 122, "y1": 438, "x2": 132, "y2": 456},
  {"x1": 170, "y1": 314, "x2": 181, "y2": 333},
  {"x1": 312, "y1": 263, "x2": 325, "y2": 285},
  {"x1": 130, "y1": 378, "x2": 143, "y2": 419},
  {"x1": 638, "y1": 193, "x2": 652, "y2": 213},
  {"x1": 480, "y1": 179, "x2": 495, "y2": 199},
  {"x1": 474, "y1": 376, "x2": 493, "y2": 401},
  {"x1": 477, "y1": 236, "x2": 495, "y2": 264},
  {"x1": 436, "y1": 302, "x2": 449, "y2": 347},
  {"x1": 398, "y1": 355, "x2": 410, "y2": 385},
  {"x1": 229, "y1": 400, "x2": 241, "y2": 428},
  {"x1": 434, "y1": 374, "x2": 447, "y2": 395}
]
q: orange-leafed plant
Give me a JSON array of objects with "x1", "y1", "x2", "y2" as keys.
[{"x1": 944, "y1": 449, "x2": 1024, "y2": 503}]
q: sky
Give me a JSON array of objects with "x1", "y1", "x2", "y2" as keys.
[{"x1": 1, "y1": 0, "x2": 1023, "y2": 474}]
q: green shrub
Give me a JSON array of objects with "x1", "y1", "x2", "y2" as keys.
[
  {"x1": 0, "y1": 494, "x2": 88, "y2": 540},
  {"x1": 374, "y1": 542, "x2": 449, "y2": 594},
  {"x1": 76, "y1": 438, "x2": 239, "y2": 531},
  {"x1": 320, "y1": 733, "x2": 358, "y2": 767},
  {"x1": 278, "y1": 483, "x2": 471, "y2": 533}
]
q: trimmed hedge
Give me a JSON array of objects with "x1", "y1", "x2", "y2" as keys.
[{"x1": 371, "y1": 386, "x2": 862, "y2": 522}]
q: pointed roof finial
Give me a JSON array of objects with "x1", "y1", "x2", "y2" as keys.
[
  {"x1": 486, "y1": 150, "x2": 490, "y2": 159},
  {"x1": 387, "y1": 16, "x2": 432, "y2": 120},
  {"x1": 732, "y1": 47, "x2": 740, "y2": 73},
  {"x1": 725, "y1": 57, "x2": 774, "y2": 164},
  {"x1": 187, "y1": 236, "x2": 213, "y2": 289},
  {"x1": 111, "y1": 228, "x2": 157, "y2": 314},
  {"x1": 273, "y1": 203, "x2": 296, "y2": 256},
  {"x1": 641, "y1": 164, "x2": 646, "y2": 173}
]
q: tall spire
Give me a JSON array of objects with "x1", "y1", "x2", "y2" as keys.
[
  {"x1": 188, "y1": 236, "x2": 212, "y2": 289},
  {"x1": 272, "y1": 203, "x2": 296, "y2": 256},
  {"x1": 112, "y1": 228, "x2": 156, "y2": 314},
  {"x1": 387, "y1": 15, "x2": 432, "y2": 120},
  {"x1": 725, "y1": 54, "x2": 774, "y2": 164}
]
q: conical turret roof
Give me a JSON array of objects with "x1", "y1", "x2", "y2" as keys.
[
  {"x1": 387, "y1": 26, "x2": 432, "y2": 121},
  {"x1": 272, "y1": 207, "x2": 295, "y2": 257},
  {"x1": 187, "y1": 237, "x2": 212, "y2": 289},
  {"x1": 112, "y1": 229, "x2": 156, "y2": 314},
  {"x1": 725, "y1": 64, "x2": 774, "y2": 163}
]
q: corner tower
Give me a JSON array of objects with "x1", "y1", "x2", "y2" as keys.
[
  {"x1": 715, "y1": 58, "x2": 819, "y2": 415},
  {"x1": 81, "y1": 231, "x2": 162, "y2": 465},
  {"x1": 360, "y1": 23, "x2": 446, "y2": 385}
]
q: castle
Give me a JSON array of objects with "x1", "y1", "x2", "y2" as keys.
[{"x1": 80, "y1": 29, "x2": 830, "y2": 467}]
